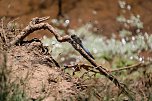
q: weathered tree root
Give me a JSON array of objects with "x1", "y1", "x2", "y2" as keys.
[{"x1": 8, "y1": 16, "x2": 134, "y2": 100}]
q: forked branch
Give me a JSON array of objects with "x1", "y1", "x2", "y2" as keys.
[{"x1": 8, "y1": 17, "x2": 134, "y2": 100}]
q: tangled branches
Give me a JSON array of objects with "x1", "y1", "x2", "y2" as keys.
[{"x1": 7, "y1": 16, "x2": 134, "y2": 100}]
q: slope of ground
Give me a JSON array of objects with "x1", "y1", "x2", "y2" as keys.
[{"x1": 7, "y1": 41, "x2": 80, "y2": 101}]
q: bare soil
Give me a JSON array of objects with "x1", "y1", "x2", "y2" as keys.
[{"x1": 6, "y1": 41, "x2": 80, "y2": 100}]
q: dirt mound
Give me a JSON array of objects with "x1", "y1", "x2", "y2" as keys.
[{"x1": 7, "y1": 41, "x2": 80, "y2": 100}]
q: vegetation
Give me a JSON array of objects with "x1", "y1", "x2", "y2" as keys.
[
  {"x1": 0, "y1": 52, "x2": 29, "y2": 101},
  {"x1": 0, "y1": 0, "x2": 152, "y2": 100}
]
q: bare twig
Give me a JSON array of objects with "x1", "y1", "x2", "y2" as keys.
[
  {"x1": 111, "y1": 62, "x2": 152, "y2": 73},
  {"x1": 7, "y1": 16, "x2": 70, "y2": 47},
  {"x1": 111, "y1": 62, "x2": 142, "y2": 72},
  {"x1": 8, "y1": 17, "x2": 134, "y2": 99},
  {"x1": 64, "y1": 64, "x2": 99, "y2": 73},
  {"x1": 49, "y1": 56, "x2": 61, "y2": 68},
  {"x1": 0, "y1": 18, "x2": 7, "y2": 44}
]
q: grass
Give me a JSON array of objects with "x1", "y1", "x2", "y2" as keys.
[{"x1": 0, "y1": 52, "x2": 29, "y2": 101}]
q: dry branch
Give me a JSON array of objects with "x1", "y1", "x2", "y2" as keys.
[
  {"x1": 64, "y1": 64, "x2": 100, "y2": 74},
  {"x1": 111, "y1": 62, "x2": 152, "y2": 73},
  {"x1": 8, "y1": 17, "x2": 134, "y2": 99}
]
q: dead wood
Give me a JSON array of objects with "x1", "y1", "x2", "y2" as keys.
[{"x1": 8, "y1": 16, "x2": 134, "y2": 100}]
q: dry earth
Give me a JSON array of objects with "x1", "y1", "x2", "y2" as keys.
[{"x1": 6, "y1": 41, "x2": 81, "y2": 100}]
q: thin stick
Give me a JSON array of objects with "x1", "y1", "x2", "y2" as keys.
[
  {"x1": 111, "y1": 62, "x2": 152, "y2": 72},
  {"x1": 0, "y1": 18, "x2": 6, "y2": 43}
]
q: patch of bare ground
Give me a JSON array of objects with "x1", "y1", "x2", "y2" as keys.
[{"x1": 7, "y1": 41, "x2": 81, "y2": 100}]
